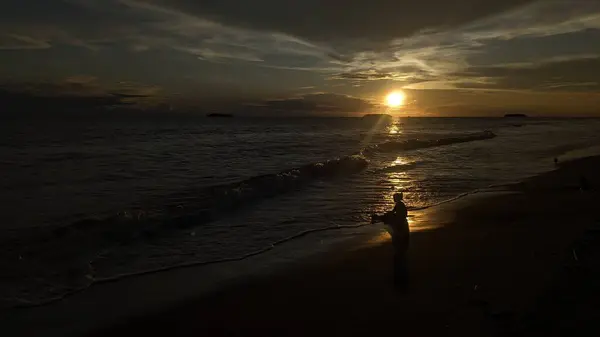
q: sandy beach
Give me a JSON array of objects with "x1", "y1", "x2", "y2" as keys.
[{"x1": 5, "y1": 156, "x2": 600, "y2": 337}]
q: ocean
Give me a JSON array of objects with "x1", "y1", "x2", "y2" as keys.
[{"x1": 2, "y1": 115, "x2": 600, "y2": 308}]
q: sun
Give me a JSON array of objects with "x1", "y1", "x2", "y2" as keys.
[{"x1": 386, "y1": 91, "x2": 406, "y2": 108}]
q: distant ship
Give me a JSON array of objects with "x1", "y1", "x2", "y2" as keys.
[
  {"x1": 207, "y1": 113, "x2": 233, "y2": 118},
  {"x1": 504, "y1": 113, "x2": 527, "y2": 118}
]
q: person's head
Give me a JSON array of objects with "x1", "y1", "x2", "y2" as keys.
[{"x1": 393, "y1": 192, "x2": 403, "y2": 203}]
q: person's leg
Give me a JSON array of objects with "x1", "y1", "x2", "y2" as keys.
[{"x1": 393, "y1": 248, "x2": 409, "y2": 290}]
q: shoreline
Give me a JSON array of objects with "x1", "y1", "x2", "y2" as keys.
[
  {"x1": 2, "y1": 180, "x2": 508, "y2": 310},
  {"x1": 4, "y1": 156, "x2": 600, "y2": 337}
]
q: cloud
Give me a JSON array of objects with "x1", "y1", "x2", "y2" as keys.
[
  {"x1": 0, "y1": 87, "x2": 129, "y2": 112},
  {"x1": 255, "y1": 92, "x2": 376, "y2": 114},
  {"x1": 0, "y1": 34, "x2": 51, "y2": 50},
  {"x1": 175, "y1": 46, "x2": 263, "y2": 62},
  {"x1": 332, "y1": 70, "x2": 399, "y2": 81},
  {"x1": 139, "y1": 0, "x2": 533, "y2": 45},
  {"x1": 7, "y1": 0, "x2": 337, "y2": 67},
  {"x1": 321, "y1": 1, "x2": 600, "y2": 90},
  {"x1": 537, "y1": 82, "x2": 599, "y2": 91},
  {"x1": 331, "y1": 66, "x2": 437, "y2": 84},
  {"x1": 0, "y1": 1, "x2": 138, "y2": 50},
  {"x1": 0, "y1": 76, "x2": 165, "y2": 110},
  {"x1": 475, "y1": 53, "x2": 600, "y2": 70},
  {"x1": 456, "y1": 55, "x2": 600, "y2": 91},
  {"x1": 110, "y1": 81, "x2": 164, "y2": 105},
  {"x1": 5, "y1": 77, "x2": 103, "y2": 97},
  {"x1": 2, "y1": 0, "x2": 600, "y2": 99},
  {"x1": 460, "y1": 1, "x2": 600, "y2": 41},
  {"x1": 0, "y1": 1, "x2": 538, "y2": 70},
  {"x1": 65, "y1": 75, "x2": 98, "y2": 85}
]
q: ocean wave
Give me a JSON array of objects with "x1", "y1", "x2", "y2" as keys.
[
  {"x1": 41, "y1": 151, "x2": 101, "y2": 163},
  {"x1": 362, "y1": 130, "x2": 496, "y2": 154},
  {"x1": 377, "y1": 161, "x2": 423, "y2": 173},
  {"x1": 5, "y1": 220, "x2": 373, "y2": 309},
  {"x1": 0, "y1": 154, "x2": 369, "y2": 308},
  {"x1": 3, "y1": 154, "x2": 370, "y2": 247}
]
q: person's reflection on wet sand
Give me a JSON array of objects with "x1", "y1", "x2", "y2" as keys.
[{"x1": 372, "y1": 192, "x2": 410, "y2": 290}]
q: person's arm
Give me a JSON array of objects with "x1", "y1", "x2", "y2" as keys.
[{"x1": 371, "y1": 211, "x2": 393, "y2": 223}]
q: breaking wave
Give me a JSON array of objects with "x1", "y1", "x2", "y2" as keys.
[{"x1": 362, "y1": 130, "x2": 496, "y2": 154}]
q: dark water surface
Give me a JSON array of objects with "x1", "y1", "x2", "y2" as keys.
[{"x1": 1, "y1": 115, "x2": 599, "y2": 306}]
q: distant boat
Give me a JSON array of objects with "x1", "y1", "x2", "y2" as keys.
[
  {"x1": 504, "y1": 113, "x2": 527, "y2": 118},
  {"x1": 207, "y1": 113, "x2": 233, "y2": 118}
]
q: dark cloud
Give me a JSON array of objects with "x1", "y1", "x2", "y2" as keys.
[
  {"x1": 3, "y1": 79, "x2": 102, "y2": 97},
  {"x1": 458, "y1": 56, "x2": 600, "y2": 91},
  {"x1": 332, "y1": 70, "x2": 396, "y2": 81},
  {"x1": 0, "y1": 34, "x2": 51, "y2": 50},
  {"x1": 332, "y1": 67, "x2": 435, "y2": 83},
  {"x1": 257, "y1": 93, "x2": 375, "y2": 114},
  {"x1": 0, "y1": 1, "x2": 156, "y2": 52},
  {"x1": 0, "y1": 77, "x2": 163, "y2": 111},
  {"x1": 0, "y1": 88, "x2": 131, "y2": 112},
  {"x1": 2, "y1": 0, "x2": 600, "y2": 116},
  {"x1": 142, "y1": 0, "x2": 534, "y2": 45},
  {"x1": 467, "y1": 30, "x2": 600, "y2": 66},
  {"x1": 0, "y1": 1, "x2": 85, "y2": 24}
]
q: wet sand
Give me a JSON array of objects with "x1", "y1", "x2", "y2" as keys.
[{"x1": 83, "y1": 156, "x2": 599, "y2": 337}]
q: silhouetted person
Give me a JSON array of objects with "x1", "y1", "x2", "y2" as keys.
[
  {"x1": 372, "y1": 192, "x2": 410, "y2": 289},
  {"x1": 554, "y1": 157, "x2": 559, "y2": 166}
]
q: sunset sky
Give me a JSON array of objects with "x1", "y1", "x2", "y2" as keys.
[{"x1": 1, "y1": 0, "x2": 600, "y2": 116}]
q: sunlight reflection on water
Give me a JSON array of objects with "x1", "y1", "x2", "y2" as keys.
[
  {"x1": 388, "y1": 125, "x2": 401, "y2": 134},
  {"x1": 376, "y1": 153, "x2": 443, "y2": 233}
]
